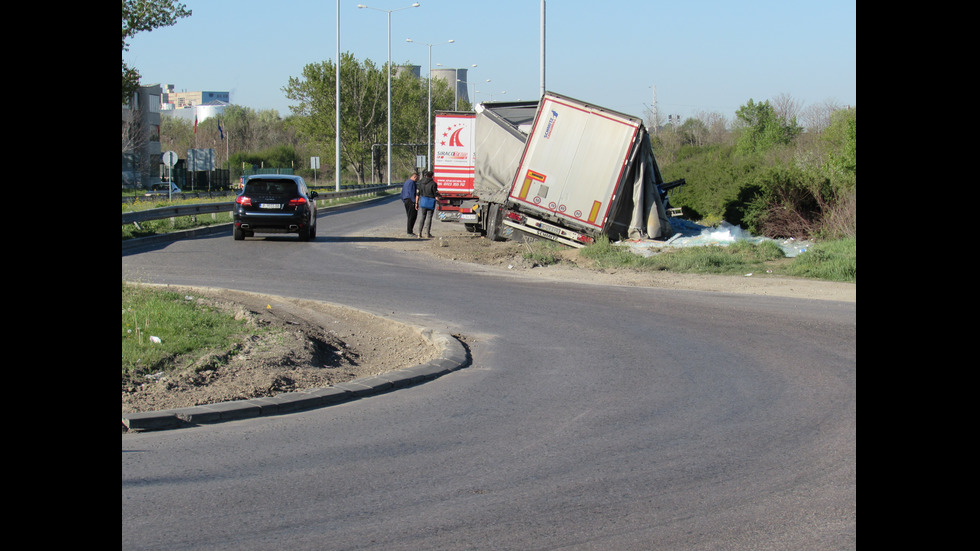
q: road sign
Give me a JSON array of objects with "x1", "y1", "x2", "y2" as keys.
[{"x1": 162, "y1": 151, "x2": 179, "y2": 167}]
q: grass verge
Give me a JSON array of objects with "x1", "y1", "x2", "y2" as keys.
[
  {"x1": 579, "y1": 236, "x2": 855, "y2": 282},
  {"x1": 121, "y1": 283, "x2": 262, "y2": 381}
]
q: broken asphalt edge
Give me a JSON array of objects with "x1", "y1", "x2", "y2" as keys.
[{"x1": 122, "y1": 328, "x2": 470, "y2": 432}]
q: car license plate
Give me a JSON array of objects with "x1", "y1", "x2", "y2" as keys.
[
  {"x1": 460, "y1": 213, "x2": 477, "y2": 222},
  {"x1": 259, "y1": 203, "x2": 281, "y2": 209}
]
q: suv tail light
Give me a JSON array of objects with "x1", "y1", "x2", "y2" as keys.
[
  {"x1": 236, "y1": 196, "x2": 252, "y2": 207},
  {"x1": 288, "y1": 197, "x2": 308, "y2": 206}
]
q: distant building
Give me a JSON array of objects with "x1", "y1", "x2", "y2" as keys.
[
  {"x1": 161, "y1": 84, "x2": 230, "y2": 109},
  {"x1": 430, "y1": 68, "x2": 470, "y2": 106},
  {"x1": 122, "y1": 83, "x2": 163, "y2": 188},
  {"x1": 162, "y1": 100, "x2": 230, "y2": 124},
  {"x1": 399, "y1": 65, "x2": 471, "y2": 106},
  {"x1": 159, "y1": 84, "x2": 231, "y2": 124}
]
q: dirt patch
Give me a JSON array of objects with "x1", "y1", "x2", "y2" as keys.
[
  {"x1": 122, "y1": 288, "x2": 439, "y2": 415},
  {"x1": 122, "y1": 217, "x2": 854, "y2": 417}
]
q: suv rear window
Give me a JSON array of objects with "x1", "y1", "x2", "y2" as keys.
[{"x1": 244, "y1": 180, "x2": 298, "y2": 194}]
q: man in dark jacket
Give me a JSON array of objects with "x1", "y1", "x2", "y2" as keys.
[
  {"x1": 415, "y1": 171, "x2": 439, "y2": 238},
  {"x1": 400, "y1": 172, "x2": 419, "y2": 236}
]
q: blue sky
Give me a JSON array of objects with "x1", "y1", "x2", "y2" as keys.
[{"x1": 125, "y1": 0, "x2": 856, "y2": 123}]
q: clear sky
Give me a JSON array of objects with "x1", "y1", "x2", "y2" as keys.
[{"x1": 125, "y1": 0, "x2": 856, "y2": 123}]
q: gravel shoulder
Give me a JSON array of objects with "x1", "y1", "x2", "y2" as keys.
[
  {"x1": 364, "y1": 219, "x2": 856, "y2": 303},
  {"x1": 122, "y1": 215, "x2": 854, "y2": 416}
]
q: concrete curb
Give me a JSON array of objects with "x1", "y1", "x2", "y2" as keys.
[{"x1": 122, "y1": 329, "x2": 469, "y2": 432}]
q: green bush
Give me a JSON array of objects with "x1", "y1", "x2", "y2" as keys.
[
  {"x1": 785, "y1": 238, "x2": 856, "y2": 282},
  {"x1": 655, "y1": 104, "x2": 855, "y2": 240}
]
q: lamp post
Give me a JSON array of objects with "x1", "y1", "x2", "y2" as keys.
[
  {"x1": 406, "y1": 37, "x2": 453, "y2": 171},
  {"x1": 358, "y1": 2, "x2": 420, "y2": 184},
  {"x1": 335, "y1": 0, "x2": 341, "y2": 191},
  {"x1": 474, "y1": 79, "x2": 491, "y2": 104}
]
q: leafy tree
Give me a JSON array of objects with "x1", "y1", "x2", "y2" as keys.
[
  {"x1": 733, "y1": 98, "x2": 801, "y2": 155},
  {"x1": 822, "y1": 107, "x2": 856, "y2": 190},
  {"x1": 678, "y1": 118, "x2": 708, "y2": 147},
  {"x1": 284, "y1": 54, "x2": 449, "y2": 184},
  {"x1": 122, "y1": 0, "x2": 192, "y2": 103},
  {"x1": 391, "y1": 67, "x2": 457, "y2": 169},
  {"x1": 284, "y1": 53, "x2": 388, "y2": 184}
]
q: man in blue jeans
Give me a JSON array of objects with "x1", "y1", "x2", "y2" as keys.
[{"x1": 400, "y1": 172, "x2": 419, "y2": 236}]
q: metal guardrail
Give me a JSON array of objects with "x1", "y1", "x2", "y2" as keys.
[{"x1": 122, "y1": 184, "x2": 398, "y2": 225}]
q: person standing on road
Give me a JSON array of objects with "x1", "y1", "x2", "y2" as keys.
[
  {"x1": 400, "y1": 172, "x2": 419, "y2": 236},
  {"x1": 415, "y1": 170, "x2": 439, "y2": 239}
]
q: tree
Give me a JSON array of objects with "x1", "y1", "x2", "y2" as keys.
[
  {"x1": 122, "y1": 1, "x2": 192, "y2": 103},
  {"x1": 391, "y1": 67, "x2": 456, "y2": 168},
  {"x1": 770, "y1": 92, "x2": 802, "y2": 130},
  {"x1": 822, "y1": 107, "x2": 856, "y2": 190},
  {"x1": 678, "y1": 118, "x2": 707, "y2": 147},
  {"x1": 285, "y1": 53, "x2": 393, "y2": 184},
  {"x1": 734, "y1": 98, "x2": 801, "y2": 155}
]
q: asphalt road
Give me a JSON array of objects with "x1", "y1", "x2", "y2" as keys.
[{"x1": 121, "y1": 196, "x2": 856, "y2": 550}]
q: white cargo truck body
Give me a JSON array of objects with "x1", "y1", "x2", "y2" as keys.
[
  {"x1": 472, "y1": 92, "x2": 672, "y2": 247},
  {"x1": 509, "y1": 94, "x2": 641, "y2": 233}
]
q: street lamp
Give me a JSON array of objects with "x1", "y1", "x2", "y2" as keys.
[
  {"x1": 406, "y1": 37, "x2": 453, "y2": 171},
  {"x1": 474, "y1": 79, "x2": 491, "y2": 103},
  {"x1": 358, "y1": 2, "x2": 420, "y2": 184}
]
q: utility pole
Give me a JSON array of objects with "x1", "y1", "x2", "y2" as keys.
[{"x1": 540, "y1": 0, "x2": 546, "y2": 98}]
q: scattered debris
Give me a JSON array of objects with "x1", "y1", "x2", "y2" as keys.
[{"x1": 617, "y1": 219, "x2": 814, "y2": 258}]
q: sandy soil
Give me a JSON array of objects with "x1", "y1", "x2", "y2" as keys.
[{"x1": 122, "y1": 217, "x2": 854, "y2": 416}]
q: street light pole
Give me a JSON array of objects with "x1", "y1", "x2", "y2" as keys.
[
  {"x1": 358, "y1": 3, "x2": 419, "y2": 184},
  {"x1": 406, "y1": 37, "x2": 453, "y2": 171},
  {"x1": 335, "y1": 0, "x2": 341, "y2": 191}
]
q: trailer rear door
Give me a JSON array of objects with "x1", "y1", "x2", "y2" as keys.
[
  {"x1": 508, "y1": 93, "x2": 642, "y2": 232},
  {"x1": 434, "y1": 112, "x2": 476, "y2": 195}
]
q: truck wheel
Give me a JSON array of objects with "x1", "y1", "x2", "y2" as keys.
[{"x1": 486, "y1": 204, "x2": 502, "y2": 241}]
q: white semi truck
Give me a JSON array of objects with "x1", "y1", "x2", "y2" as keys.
[{"x1": 456, "y1": 91, "x2": 675, "y2": 247}]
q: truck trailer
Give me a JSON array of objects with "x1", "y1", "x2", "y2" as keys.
[
  {"x1": 432, "y1": 111, "x2": 477, "y2": 221},
  {"x1": 459, "y1": 91, "x2": 674, "y2": 247}
]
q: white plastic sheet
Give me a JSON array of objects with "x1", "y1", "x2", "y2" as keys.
[{"x1": 618, "y1": 219, "x2": 812, "y2": 258}]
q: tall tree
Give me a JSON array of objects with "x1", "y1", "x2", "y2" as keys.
[
  {"x1": 734, "y1": 98, "x2": 801, "y2": 155},
  {"x1": 122, "y1": 1, "x2": 192, "y2": 103},
  {"x1": 284, "y1": 53, "x2": 389, "y2": 184}
]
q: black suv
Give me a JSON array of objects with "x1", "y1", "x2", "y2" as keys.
[{"x1": 233, "y1": 175, "x2": 319, "y2": 241}]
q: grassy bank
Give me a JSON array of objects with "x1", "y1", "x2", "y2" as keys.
[
  {"x1": 524, "y1": 236, "x2": 855, "y2": 283},
  {"x1": 121, "y1": 283, "x2": 265, "y2": 381}
]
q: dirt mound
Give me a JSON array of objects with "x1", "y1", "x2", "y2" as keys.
[{"x1": 122, "y1": 288, "x2": 439, "y2": 414}]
